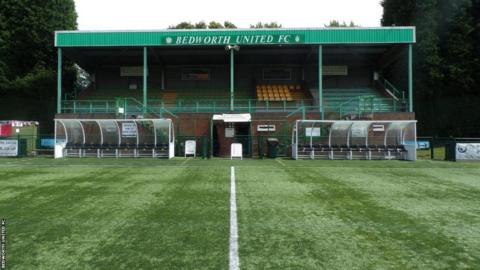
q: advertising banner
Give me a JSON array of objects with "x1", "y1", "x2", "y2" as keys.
[
  {"x1": 0, "y1": 140, "x2": 18, "y2": 157},
  {"x1": 0, "y1": 124, "x2": 12, "y2": 137},
  {"x1": 456, "y1": 143, "x2": 480, "y2": 160},
  {"x1": 121, "y1": 123, "x2": 137, "y2": 138}
]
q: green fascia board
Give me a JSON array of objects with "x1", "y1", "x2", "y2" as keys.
[{"x1": 55, "y1": 27, "x2": 415, "y2": 47}]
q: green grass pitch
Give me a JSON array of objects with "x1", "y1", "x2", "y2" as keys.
[{"x1": 0, "y1": 158, "x2": 479, "y2": 269}]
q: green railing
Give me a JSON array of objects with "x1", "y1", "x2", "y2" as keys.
[
  {"x1": 62, "y1": 96, "x2": 405, "y2": 118},
  {"x1": 148, "y1": 98, "x2": 314, "y2": 113},
  {"x1": 62, "y1": 99, "x2": 118, "y2": 113},
  {"x1": 379, "y1": 77, "x2": 405, "y2": 101},
  {"x1": 339, "y1": 95, "x2": 404, "y2": 118}
]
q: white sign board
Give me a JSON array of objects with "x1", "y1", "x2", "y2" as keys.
[
  {"x1": 225, "y1": 128, "x2": 235, "y2": 138},
  {"x1": 351, "y1": 126, "x2": 367, "y2": 137},
  {"x1": 213, "y1": 113, "x2": 251, "y2": 123},
  {"x1": 54, "y1": 142, "x2": 66, "y2": 159},
  {"x1": 372, "y1": 124, "x2": 385, "y2": 132},
  {"x1": 305, "y1": 127, "x2": 321, "y2": 137},
  {"x1": 185, "y1": 140, "x2": 196, "y2": 157},
  {"x1": 0, "y1": 140, "x2": 18, "y2": 157},
  {"x1": 122, "y1": 123, "x2": 137, "y2": 137},
  {"x1": 257, "y1": 125, "x2": 276, "y2": 132},
  {"x1": 456, "y1": 143, "x2": 480, "y2": 160},
  {"x1": 231, "y1": 143, "x2": 243, "y2": 160}
]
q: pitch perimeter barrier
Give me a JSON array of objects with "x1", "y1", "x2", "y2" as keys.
[{"x1": 417, "y1": 137, "x2": 480, "y2": 161}]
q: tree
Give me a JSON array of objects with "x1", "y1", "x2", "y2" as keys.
[
  {"x1": 169, "y1": 21, "x2": 237, "y2": 29},
  {"x1": 250, "y1": 22, "x2": 282, "y2": 28},
  {"x1": 325, "y1": 20, "x2": 359, "y2": 27},
  {"x1": 0, "y1": 0, "x2": 77, "y2": 131},
  {"x1": 195, "y1": 21, "x2": 207, "y2": 29},
  {"x1": 168, "y1": 22, "x2": 195, "y2": 29},
  {"x1": 223, "y1": 21, "x2": 237, "y2": 29},
  {"x1": 381, "y1": 0, "x2": 480, "y2": 136},
  {"x1": 208, "y1": 21, "x2": 224, "y2": 29}
]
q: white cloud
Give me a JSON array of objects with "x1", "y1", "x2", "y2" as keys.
[{"x1": 75, "y1": 0, "x2": 383, "y2": 30}]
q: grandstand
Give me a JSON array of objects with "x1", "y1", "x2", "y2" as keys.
[{"x1": 54, "y1": 27, "x2": 416, "y2": 157}]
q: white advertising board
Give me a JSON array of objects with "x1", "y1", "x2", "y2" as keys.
[
  {"x1": 122, "y1": 123, "x2": 137, "y2": 137},
  {"x1": 184, "y1": 140, "x2": 196, "y2": 157},
  {"x1": 257, "y1": 125, "x2": 276, "y2": 132},
  {"x1": 456, "y1": 143, "x2": 480, "y2": 160},
  {"x1": 305, "y1": 127, "x2": 321, "y2": 137},
  {"x1": 0, "y1": 140, "x2": 18, "y2": 157},
  {"x1": 231, "y1": 143, "x2": 243, "y2": 160}
]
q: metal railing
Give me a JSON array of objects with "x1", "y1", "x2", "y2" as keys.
[
  {"x1": 62, "y1": 96, "x2": 404, "y2": 118},
  {"x1": 378, "y1": 77, "x2": 405, "y2": 101},
  {"x1": 338, "y1": 95, "x2": 404, "y2": 118}
]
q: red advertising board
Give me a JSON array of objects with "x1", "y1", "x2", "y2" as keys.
[{"x1": 0, "y1": 123, "x2": 12, "y2": 137}]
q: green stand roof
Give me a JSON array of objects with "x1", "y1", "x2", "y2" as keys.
[{"x1": 55, "y1": 27, "x2": 415, "y2": 47}]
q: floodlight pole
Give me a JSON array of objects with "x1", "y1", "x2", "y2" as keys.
[{"x1": 57, "y1": 48, "x2": 62, "y2": 114}]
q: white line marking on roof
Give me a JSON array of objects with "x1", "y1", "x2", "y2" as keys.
[{"x1": 229, "y1": 166, "x2": 240, "y2": 270}]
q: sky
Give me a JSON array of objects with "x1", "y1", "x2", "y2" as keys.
[{"x1": 74, "y1": 0, "x2": 384, "y2": 30}]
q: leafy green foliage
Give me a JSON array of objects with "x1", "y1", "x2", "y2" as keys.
[
  {"x1": 250, "y1": 22, "x2": 282, "y2": 28},
  {"x1": 0, "y1": 0, "x2": 77, "y2": 131},
  {"x1": 382, "y1": 0, "x2": 480, "y2": 136},
  {"x1": 168, "y1": 21, "x2": 196, "y2": 29},
  {"x1": 168, "y1": 21, "x2": 238, "y2": 29},
  {"x1": 223, "y1": 21, "x2": 237, "y2": 29},
  {"x1": 208, "y1": 21, "x2": 224, "y2": 29},
  {"x1": 325, "y1": 20, "x2": 359, "y2": 27}
]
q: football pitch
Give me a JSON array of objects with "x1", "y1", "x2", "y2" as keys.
[{"x1": 0, "y1": 158, "x2": 479, "y2": 269}]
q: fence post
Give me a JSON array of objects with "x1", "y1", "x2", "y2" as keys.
[
  {"x1": 430, "y1": 137, "x2": 435, "y2": 160},
  {"x1": 124, "y1": 99, "x2": 128, "y2": 117},
  {"x1": 357, "y1": 99, "x2": 361, "y2": 117},
  {"x1": 248, "y1": 100, "x2": 252, "y2": 113},
  {"x1": 89, "y1": 101, "x2": 93, "y2": 113},
  {"x1": 202, "y1": 136, "x2": 208, "y2": 159}
]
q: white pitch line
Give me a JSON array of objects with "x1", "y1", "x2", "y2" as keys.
[
  {"x1": 181, "y1": 157, "x2": 190, "y2": 165},
  {"x1": 229, "y1": 166, "x2": 240, "y2": 270}
]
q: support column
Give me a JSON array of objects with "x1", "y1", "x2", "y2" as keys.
[
  {"x1": 57, "y1": 48, "x2": 62, "y2": 114},
  {"x1": 408, "y1": 44, "x2": 413, "y2": 112},
  {"x1": 161, "y1": 66, "x2": 165, "y2": 90},
  {"x1": 230, "y1": 48, "x2": 234, "y2": 111},
  {"x1": 143, "y1": 47, "x2": 148, "y2": 113},
  {"x1": 318, "y1": 45, "x2": 324, "y2": 119}
]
